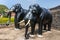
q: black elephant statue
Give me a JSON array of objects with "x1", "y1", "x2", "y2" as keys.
[
  {"x1": 21, "y1": 4, "x2": 53, "y2": 39},
  {"x1": 7, "y1": 4, "x2": 28, "y2": 29}
]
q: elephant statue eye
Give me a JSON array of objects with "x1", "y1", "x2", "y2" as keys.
[
  {"x1": 30, "y1": 8, "x2": 32, "y2": 11},
  {"x1": 32, "y1": 10, "x2": 36, "y2": 13},
  {"x1": 33, "y1": 7, "x2": 36, "y2": 10}
]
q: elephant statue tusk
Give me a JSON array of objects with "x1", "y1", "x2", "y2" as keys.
[
  {"x1": 25, "y1": 20, "x2": 30, "y2": 26},
  {"x1": 19, "y1": 20, "x2": 25, "y2": 24},
  {"x1": 9, "y1": 9, "x2": 13, "y2": 12}
]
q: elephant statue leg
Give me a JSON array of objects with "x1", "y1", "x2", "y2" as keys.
[
  {"x1": 6, "y1": 12, "x2": 11, "y2": 26},
  {"x1": 37, "y1": 21, "x2": 43, "y2": 37},
  {"x1": 14, "y1": 14, "x2": 20, "y2": 30},
  {"x1": 30, "y1": 21, "x2": 36, "y2": 37},
  {"x1": 17, "y1": 20, "x2": 22, "y2": 29},
  {"x1": 46, "y1": 23, "x2": 52, "y2": 33},
  {"x1": 14, "y1": 19, "x2": 19, "y2": 29},
  {"x1": 44, "y1": 24, "x2": 46, "y2": 30},
  {"x1": 48, "y1": 23, "x2": 51, "y2": 31},
  {"x1": 25, "y1": 21, "x2": 30, "y2": 39}
]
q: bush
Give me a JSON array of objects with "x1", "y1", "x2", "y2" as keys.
[{"x1": 0, "y1": 17, "x2": 14, "y2": 24}]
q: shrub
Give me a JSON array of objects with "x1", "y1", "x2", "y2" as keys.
[{"x1": 0, "y1": 17, "x2": 14, "y2": 24}]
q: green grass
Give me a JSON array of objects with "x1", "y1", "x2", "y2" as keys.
[{"x1": 0, "y1": 17, "x2": 14, "y2": 24}]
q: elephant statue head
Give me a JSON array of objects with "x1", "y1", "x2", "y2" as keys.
[{"x1": 10, "y1": 4, "x2": 22, "y2": 13}]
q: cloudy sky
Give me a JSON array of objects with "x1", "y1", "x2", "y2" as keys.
[{"x1": 0, "y1": 0, "x2": 60, "y2": 9}]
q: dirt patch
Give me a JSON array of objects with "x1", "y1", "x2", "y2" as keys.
[{"x1": 0, "y1": 26, "x2": 60, "y2": 40}]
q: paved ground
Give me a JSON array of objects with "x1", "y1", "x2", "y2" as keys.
[{"x1": 0, "y1": 24, "x2": 60, "y2": 40}]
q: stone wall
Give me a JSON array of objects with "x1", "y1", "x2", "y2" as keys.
[{"x1": 51, "y1": 11, "x2": 60, "y2": 29}]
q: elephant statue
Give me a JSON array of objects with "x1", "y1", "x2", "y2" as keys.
[
  {"x1": 7, "y1": 4, "x2": 28, "y2": 29},
  {"x1": 20, "y1": 4, "x2": 53, "y2": 39}
]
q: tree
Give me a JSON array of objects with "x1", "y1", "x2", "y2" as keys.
[{"x1": 0, "y1": 4, "x2": 8, "y2": 17}]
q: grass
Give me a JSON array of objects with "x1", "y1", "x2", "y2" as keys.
[{"x1": 0, "y1": 17, "x2": 14, "y2": 24}]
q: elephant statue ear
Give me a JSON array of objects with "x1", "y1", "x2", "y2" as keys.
[
  {"x1": 33, "y1": 4, "x2": 43, "y2": 14},
  {"x1": 29, "y1": 5, "x2": 33, "y2": 12},
  {"x1": 29, "y1": 5, "x2": 33, "y2": 9}
]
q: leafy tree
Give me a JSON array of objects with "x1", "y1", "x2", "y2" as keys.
[{"x1": 0, "y1": 4, "x2": 8, "y2": 17}]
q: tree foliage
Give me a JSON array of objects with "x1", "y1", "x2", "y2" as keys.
[{"x1": 0, "y1": 4, "x2": 8, "y2": 17}]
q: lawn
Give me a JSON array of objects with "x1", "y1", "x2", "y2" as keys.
[{"x1": 0, "y1": 17, "x2": 14, "y2": 24}]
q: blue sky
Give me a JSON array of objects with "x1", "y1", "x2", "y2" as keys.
[{"x1": 0, "y1": 0, "x2": 60, "y2": 9}]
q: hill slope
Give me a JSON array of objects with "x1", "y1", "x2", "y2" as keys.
[{"x1": 0, "y1": 4, "x2": 8, "y2": 13}]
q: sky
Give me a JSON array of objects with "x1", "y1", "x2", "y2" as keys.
[{"x1": 0, "y1": 0, "x2": 60, "y2": 9}]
